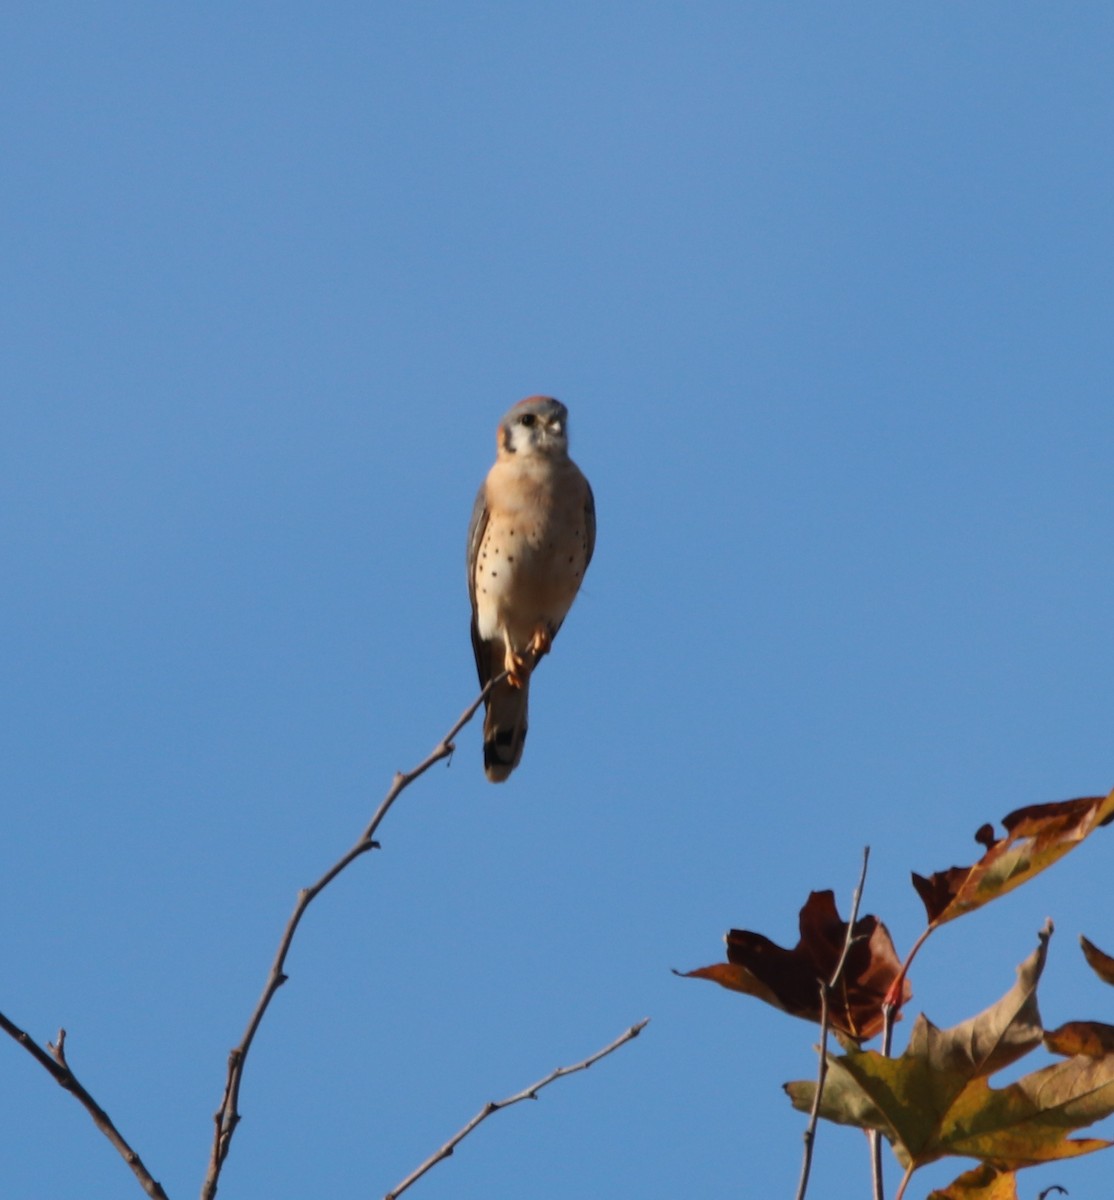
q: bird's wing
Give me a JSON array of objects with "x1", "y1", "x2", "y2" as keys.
[
  {"x1": 583, "y1": 476, "x2": 597, "y2": 571},
  {"x1": 466, "y1": 480, "x2": 493, "y2": 687}
]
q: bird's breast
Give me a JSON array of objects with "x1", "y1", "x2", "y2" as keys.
[{"x1": 473, "y1": 460, "x2": 591, "y2": 645}]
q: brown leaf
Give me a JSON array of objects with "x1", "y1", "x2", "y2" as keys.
[
  {"x1": 926, "y1": 1164, "x2": 1018, "y2": 1200},
  {"x1": 677, "y1": 890, "x2": 910, "y2": 1041},
  {"x1": 1080, "y1": 935, "x2": 1114, "y2": 986},
  {"x1": 912, "y1": 790, "x2": 1114, "y2": 928},
  {"x1": 1045, "y1": 1020, "x2": 1114, "y2": 1059}
]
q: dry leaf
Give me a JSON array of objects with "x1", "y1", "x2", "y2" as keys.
[
  {"x1": 926, "y1": 1163, "x2": 1018, "y2": 1200},
  {"x1": 784, "y1": 925, "x2": 1114, "y2": 1177},
  {"x1": 786, "y1": 926, "x2": 1052, "y2": 1164},
  {"x1": 1045, "y1": 1020, "x2": 1114, "y2": 1059},
  {"x1": 676, "y1": 890, "x2": 909, "y2": 1041},
  {"x1": 1080, "y1": 935, "x2": 1114, "y2": 986},
  {"x1": 912, "y1": 790, "x2": 1114, "y2": 928}
]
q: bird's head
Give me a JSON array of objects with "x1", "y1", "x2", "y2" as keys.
[{"x1": 497, "y1": 396, "x2": 570, "y2": 459}]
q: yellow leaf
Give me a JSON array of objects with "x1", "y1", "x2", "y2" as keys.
[{"x1": 926, "y1": 1163, "x2": 1018, "y2": 1200}]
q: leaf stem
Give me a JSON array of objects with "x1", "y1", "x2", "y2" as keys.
[{"x1": 892, "y1": 1162, "x2": 914, "y2": 1200}]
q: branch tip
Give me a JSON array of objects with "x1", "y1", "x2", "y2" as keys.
[
  {"x1": 203, "y1": 680, "x2": 497, "y2": 1196},
  {"x1": 385, "y1": 1017, "x2": 648, "y2": 1199}
]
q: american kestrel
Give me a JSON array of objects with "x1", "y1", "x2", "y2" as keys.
[{"x1": 467, "y1": 397, "x2": 596, "y2": 782}]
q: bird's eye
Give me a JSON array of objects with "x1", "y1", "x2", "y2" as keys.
[{"x1": 519, "y1": 413, "x2": 537, "y2": 427}]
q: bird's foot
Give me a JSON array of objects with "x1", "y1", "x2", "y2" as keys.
[{"x1": 503, "y1": 646, "x2": 528, "y2": 689}]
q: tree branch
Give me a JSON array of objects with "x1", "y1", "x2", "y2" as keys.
[
  {"x1": 0, "y1": 1014, "x2": 170, "y2": 1200},
  {"x1": 795, "y1": 846, "x2": 871, "y2": 1200},
  {"x1": 384, "y1": 1017, "x2": 651, "y2": 1200},
  {"x1": 200, "y1": 678, "x2": 499, "y2": 1200}
]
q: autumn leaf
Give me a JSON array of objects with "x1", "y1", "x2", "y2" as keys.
[
  {"x1": 1080, "y1": 935, "x2": 1114, "y2": 987},
  {"x1": 938, "y1": 1055, "x2": 1114, "y2": 1167},
  {"x1": 786, "y1": 925, "x2": 1053, "y2": 1164},
  {"x1": 912, "y1": 789, "x2": 1114, "y2": 929},
  {"x1": 675, "y1": 890, "x2": 909, "y2": 1041},
  {"x1": 1045, "y1": 1020, "x2": 1114, "y2": 1059},
  {"x1": 786, "y1": 931, "x2": 1114, "y2": 1170},
  {"x1": 926, "y1": 1163, "x2": 1018, "y2": 1200}
]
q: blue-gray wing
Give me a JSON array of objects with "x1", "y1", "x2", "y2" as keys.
[
  {"x1": 583, "y1": 478, "x2": 597, "y2": 571},
  {"x1": 466, "y1": 482, "x2": 491, "y2": 687},
  {"x1": 466, "y1": 482, "x2": 488, "y2": 614}
]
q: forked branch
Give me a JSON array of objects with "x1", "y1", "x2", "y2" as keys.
[
  {"x1": 0, "y1": 1014, "x2": 169, "y2": 1200},
  {"x1": 201, "y1": 678, "x2": 499, "y2": 1200}
]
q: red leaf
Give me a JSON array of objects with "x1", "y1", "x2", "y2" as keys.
[{"x1": 677, "y1": 890, "x2": 910, "y2": 1041}]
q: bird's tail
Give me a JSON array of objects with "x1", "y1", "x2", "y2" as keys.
[{"x1": 482, "y1": 677, "x2": 529, "y2": 782}]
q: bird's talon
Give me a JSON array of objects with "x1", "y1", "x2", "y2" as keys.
[{"x1": 503, "y1": 647, "x2": 528, "y2": 688}]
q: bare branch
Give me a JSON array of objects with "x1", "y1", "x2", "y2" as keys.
[
  {"x1": 384, "y1": 1017, "x2": 651, "y2": 1200},
  {"x1": 201, "y1": 678, "x2": 499, "y2": 1200},
  {"x1": 795, "y1": 847, "x2": 871, "y2": 1200},
  {"x1": 0, "y1": 1012, "x2": 170, "y2": 1200}
]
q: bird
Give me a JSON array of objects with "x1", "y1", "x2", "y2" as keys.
[{"x1": 466, "y1": 396, "x2": 595, "y2": 782}]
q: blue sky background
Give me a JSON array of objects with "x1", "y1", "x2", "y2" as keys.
[{"x1": 3, "y1": 5, "x2": 1114, "y2": 1198}]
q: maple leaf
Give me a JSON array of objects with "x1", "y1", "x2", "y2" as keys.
[
  {"x1": 1045, "y1": 1020, "x2": 1114, "y2": 1059},
  {"x1": 785, "y1": 922, "x2": 1114, "y2": 1183},
  {"x1": 675, "y1": 890, "x2": 909, "y2": 1041},
  {"x1": 785, "y1": 925, "x2": 1053, "y2": 1165},
  {"x1": 1080, "y1": 934, "x2": 1114, "y2": 987},
  {"x1": 786, "y1": 927, "x2": 1114, "y2": 1181},
  {"x1": 926, "y1": 1163, "x2": 1018, "y2": 1200},
  {"x1": 911, "y1": 789, "x2": 1114, "y2": 929}
]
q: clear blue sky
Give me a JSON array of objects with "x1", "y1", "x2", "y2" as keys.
[{"x1": 3, "y1": 5, "x2": 1114, "y2": 1198}]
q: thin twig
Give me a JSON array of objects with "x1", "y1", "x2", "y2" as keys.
[
  {"x1": 870, "y1": 921, "x2": 932, "y2": 1200},
  {"x1": 794, "y1": 846, "x2": 870, "y2": 1200},
  {"x1": 200, "y1": 678, "x2": 500, "y2": 1200},
  {"x1": 0, "y1": 1014, "x2": 170, "y2": 1200},
  {"x1": 384, "y1": 1017, "x2": 650, "y2": 1200},
  {"x1": 871, "y1": 1119, "x2": 885, "y2": 1200}
]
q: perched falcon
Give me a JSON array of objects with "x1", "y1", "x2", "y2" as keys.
[{"x1": 466, "y1": 396, "x2": 595, "y2": 782}]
